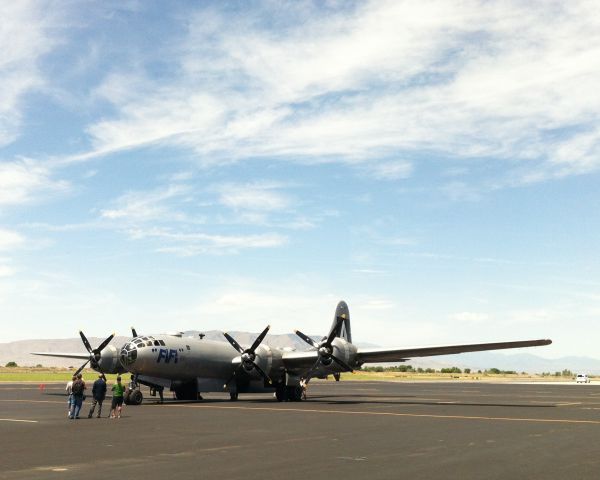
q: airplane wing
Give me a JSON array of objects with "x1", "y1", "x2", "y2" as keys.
[
  {"x1": 282, "y1": 350, "x2": 320, "y2": 372},
  {"x1": 31, "y1": 352, "x2": 90, "y2": 360},
  {"x1": 356, "y1": 339, "x2": 552, "y2": 363}
]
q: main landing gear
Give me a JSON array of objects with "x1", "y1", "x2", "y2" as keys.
[
  {"x1": 124, "y1": 387, "x2": 143, "y2": 405},
  {"x1": 275, "y1": 384, "x2": 306, "y2": 402}
]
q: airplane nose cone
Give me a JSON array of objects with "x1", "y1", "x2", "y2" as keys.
[{"x1": 120, "y1": 342, "x2": 138, "y2": 368}]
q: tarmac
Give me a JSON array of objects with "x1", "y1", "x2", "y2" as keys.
[{"x1": 2, "y1": 380, "x2": 600, "y2": 479}]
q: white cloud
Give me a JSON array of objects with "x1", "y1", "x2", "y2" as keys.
[
  {"x1": 366, "y1": 160, "x2": 413, "y2": 181},
  {"x1": 0, "y1": 2, "x2": 60, "y2": 146},
  {"x1": 216, "y1": 183, "x2": 291, "y2": 211},
  {"x1": 0, "y1": 159, "x2": 68, "y2": 207},
  {"x1": 0, "y1": 229, "x2": 24, "y2": 250},
  {"x1": 0, "y1": 230, "x2": 23, "y2": 278},
  {"x1": 129, "y1": 226, "x2": 287, "y2": 256},
  {"x1": 100, "y1": 184, "x2": 191, "y2": 222},
  {"x1": 450, "y1": 312, "x2": 491, "y2": 324},
  {"x1": 72, "y1": 1, "x2": 600, "y2": 186},
  {"x1": 0, "y1": 264, "x2": 15, "y2": 277}
]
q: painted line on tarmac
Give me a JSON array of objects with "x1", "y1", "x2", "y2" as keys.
[
  {"x1": 155, "y1": 403, "x2": 600, "y2": 425},
  {"x1": 0, "y1": 399, "x2": 64, "y2": 404},
  {"x1": 0, "y1": 418, "x2": 38, "y2": 423}
]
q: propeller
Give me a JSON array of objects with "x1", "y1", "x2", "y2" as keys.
[
  {"x1": 223, "y1": 325, "x2": 272, "y2": 387},
  {"x1": 295, "y1": 316, "x2": 354, "y2": 381},
  {"x1": 73, "y1": 331, "x2": 115, "y2": 379}
]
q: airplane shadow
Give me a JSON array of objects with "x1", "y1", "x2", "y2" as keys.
[
  {"x1": 42, "y1": 392, "x2": 556, "y2": 409},
  {"x1": 154, "y1": 396, "x2": 555, "y2": 409}
]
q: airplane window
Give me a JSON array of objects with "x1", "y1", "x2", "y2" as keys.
[
  {"x1": 154, "y1": 340, "x2": 160, "y2": 346},
  {"x1": 159, "y1": 340, "x2": 165, "y2": 346},
  {"x1": 186, "y1": 345, "x2": 190, "y2": 350},
  {"x1": 146, "y1": 341, "x2": 152, "y2": 346}
]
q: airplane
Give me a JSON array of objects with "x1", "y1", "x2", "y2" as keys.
[{"x1": 32, "y1": 301, "x2": 552, "y2": 404}]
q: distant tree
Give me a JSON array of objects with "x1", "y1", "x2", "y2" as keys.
[
  {"x1": 375, "y1": 366, "x2": 384, "y2": 372},
  {"x1": 417, "y1": 367, "x2": 424, "y2": 373},
  {"x1": 5, "y1": 361, "x2": 18, "y2": 367},
  {"x1": 35, "y1": 364, "x2": 43, "y2": 368},
  {"x1": 441, "y1": 367, "x2": 462, "y2": 374},
  {"x1": 561, "y1": 369, "x2": 573, "y2": 377},
  {"x1": 464, "y1": 368, "x2": 471, "y2": 374},
  {"x1": 486, "y1": 368, "x2": 501, "y2": 374},
  {"x1": 425, "y1": 368, "x2": 435, "y2": 373}
]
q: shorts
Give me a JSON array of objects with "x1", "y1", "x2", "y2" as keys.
[{"x1": 111, "y1": 396, "x2": 124, "y2": 409}]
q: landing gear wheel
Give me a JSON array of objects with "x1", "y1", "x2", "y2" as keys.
[
  {"x1": 275, "y1": 385, "x2": 286, "y2": 402},
  {"x1": 285, "y1": 386, "x2": 304, "y2": 401},
  {"x1": 229, "y1": 392, "x2": 239, "y2": 401},
  {"x1": 128, "y1": 389, "x2": 143, "y2": 405},
  {"x1": 174, "y1": 383, "x2": 198, "y2": 401}
]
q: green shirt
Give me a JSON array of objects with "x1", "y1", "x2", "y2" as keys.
[{"x1": 112, "y1": 383, "x2": 125, "y2": 398}]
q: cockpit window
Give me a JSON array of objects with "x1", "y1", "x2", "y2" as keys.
[
  {"x1": 154, "y1": 340, "x2": 160, "y2": 346},
  {"x1": 159, "y1": 340, "x2": 166, "y2": 346}
]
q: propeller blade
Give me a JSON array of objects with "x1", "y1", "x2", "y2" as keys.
[
  {"x1": 79, "y1": 331, "x2": 93, "y2": 354},
  {"x1": 223, "y1": 366, "x2": 240, "y2": 389},
  {"x1": 223, "y1": 333, "x2": 245, "y2": 354},
  {"x1": 249, "y1": 325, "x2": 270, "y2": 353},
  {"x1": 326, "y1": 316, "x2": 344, "y2": 346},
  {"x1": 303, "y1": 357, "x2": 322, "y2": 383},
  {"x1": 131, "y1": 327, "x2": 138, "y2": 338},
  {"x1": 251, "y1": 362, "x2": 272, "y2": 385},
  {"x1": 96, "y1": 333, "x2": 115, "y2": 354},
  {"x1": 93, "y1": 359, "x2": 107, "y2": 380},
  {"x1": 295, "y1": 329, "x2": 320, "y2": 349},
  {"x1": 331, "y1": 354, "x2": 354, "y2": 373},
  {"x1": 74, "y1": 358, "x2": 91, "y2": 377}
]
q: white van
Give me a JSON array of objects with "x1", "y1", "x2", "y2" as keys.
[{"x1": 576, "y1": 374, "x2": 590, "y2": 383}]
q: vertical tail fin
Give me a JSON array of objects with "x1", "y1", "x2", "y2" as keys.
[{"x1": 329, "y1": 300, "x2": 351, "y2": 343}]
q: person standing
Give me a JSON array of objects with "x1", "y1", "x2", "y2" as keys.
[
  {"x1": 109, "y1": 376, "x2": 125, "y2": 419},
  {"x1": 65, "y1": 375, "x2": 76, "y2": 418},
  {"x1": 87, "y1": 374, "x2": 107, "y2": 418},
  {"x1": 69, "y1": 373, "x2": 86, "y2": 419}
]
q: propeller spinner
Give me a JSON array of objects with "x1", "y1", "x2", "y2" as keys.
[
  {"x1": 73, "y1": 331, "x2": 115, "y2": 379},
  {"x1": 295, "y1": 316, "x2": 354, "y2": 381},
  {"x1": 223, "y1": 325, "x2": 272, "y2": 387}
]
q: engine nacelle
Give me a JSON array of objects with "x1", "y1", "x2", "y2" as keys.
[
  {"x1": 248, "y1": 345, "x2": 285, "y2": 383},
  {"x1": 93, "y1": 345, "x2": 127, "y2": 374}
]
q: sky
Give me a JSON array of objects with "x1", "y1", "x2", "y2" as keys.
[{"x1": 1, "y1": 1, "x2": 599, "y2": 358}]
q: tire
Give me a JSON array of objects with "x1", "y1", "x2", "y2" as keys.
[
  {"x1": 275, "y1": 386, "x2": 286, "y2": 402},
  {"x1": 128, "y1": 389, "x2": 143, "y2": 405},
  {"x1": 174, "y1": 383, "x2": 197, "y2": 401},
  {"x1": 229, "y1": 392, "x2": 239, "y2": 401},
  {"x1": 285, "y1": 386, "x2": 303, "y2": 402}
]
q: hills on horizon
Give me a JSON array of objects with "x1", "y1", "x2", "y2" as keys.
[{"x1": 2, "y1": 332, "x2": 599, "y2": 374}]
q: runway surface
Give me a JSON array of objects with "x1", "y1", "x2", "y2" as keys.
[{"x1": 2, "y1": 381, "x2": 600, "y2": 479}]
